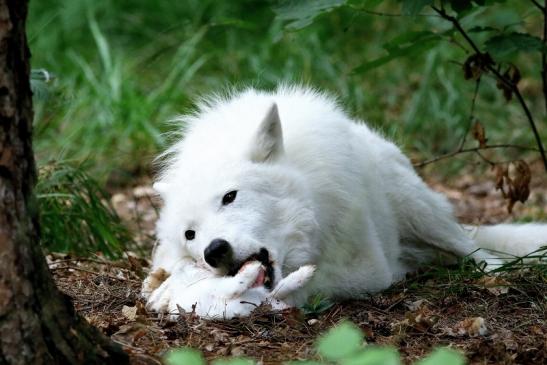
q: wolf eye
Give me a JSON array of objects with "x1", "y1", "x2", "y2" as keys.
[
  {"x1": 222, "y1": 190, "x2": 237, "y2": 205},
  {"x1": 184, "y1": 230, "x2": 195, "y2": 240}
]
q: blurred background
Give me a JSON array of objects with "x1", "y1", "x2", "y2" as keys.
[
  {"x1": 27, "y1": 0, "x2": 547, "y2": 256},
  {"x1": 28, "y1": 0, "x2": 546, "y2": 181}
]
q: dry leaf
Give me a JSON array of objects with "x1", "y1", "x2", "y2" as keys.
[
  {"x1": 455, "y1": 317, "x2": 488, "y2": 337},
  {"x1": 496, "y1": 65, "x2": 521, "y2": 101},
  {"x1": 493, "y1": 160, "x2": 531, "y2": 213},
  {"x1": 463, "y1": 53, "x2": 494, "y2": 80},
  {"x1": 112, "y1": 323, "x2": 148, "y2": 346},
  {"x1": 475, "y1": 276, "x2": 511, "y2": 296},
  {"x1": 307, "y1": 318, "x2": 319, "y2": 326},
  {"x1": 122, "y1": 305, "x2": 138, "y2": 321},
  {"x1": 472, "y1": 120, "x2": 487, "y2": 148},
  {"x1": 401, "y1": 306, "x2": 438, "y2": 333},
  {"x1": 508, "y1": 160, "x2": 531, "y2": 210},
  {"x1": 494, "y1": 164, "x2": 508, "y2": 193},
  {"x1": 405, "y1": 299, "x2": 427, "y2": 311}
]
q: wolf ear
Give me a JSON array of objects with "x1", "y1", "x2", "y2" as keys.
[{"x1": 249, "y1": 103, "x2": 284, "y2": 163}]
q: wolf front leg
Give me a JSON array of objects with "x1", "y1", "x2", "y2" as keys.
[
  {"x1": 141, "y1": 234, "x2": 187, "y2": 299},
  {"x1": 165, "y1": 261, "x2": 267, "y2": 320}
]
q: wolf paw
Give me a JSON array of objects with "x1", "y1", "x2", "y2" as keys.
[
  {"x1": 270, "y1": 265, "x2": 316, "y2": 300},
  {"x1": 145, "y1": 277, "x2": 171, "y2": 313}
]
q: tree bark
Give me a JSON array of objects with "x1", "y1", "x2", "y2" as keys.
[{"x1": 0, "y1": 1, "x2": 128, "y2": 364}]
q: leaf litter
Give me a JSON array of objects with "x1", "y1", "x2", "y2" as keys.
[{"x1": 50, "y1": 163, "x2": 546, "y2": 364}]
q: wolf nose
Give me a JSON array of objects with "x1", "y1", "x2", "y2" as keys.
[{"x1": 204, "y1": 239, "x2": 232, "y2": 268}]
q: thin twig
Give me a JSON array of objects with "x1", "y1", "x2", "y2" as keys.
[
  {"x1": 51, "y1": 265, "x2": 140, "y2": 282},
  {"x1": 48, "y1": 257, "x2": 128, "y2": 269},
  {"x1": 431, "y1": 5, "x2": 547, "y2": 171},
  {"x1": 414, "y1": 144, "x2": 539, "y2": 167},
  {"x1": 474, "y1": 150, "x2": 496, "y2": 166},
  {"x1": 458, "y1": 78, "x2": 481, "y2": 150},
  {"x1": 347, "y1": 5, "x2": 438, "y2": 17}
]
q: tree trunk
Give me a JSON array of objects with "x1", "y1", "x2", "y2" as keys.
[{"x1": 0, "y1": 1, "x2": 128, "y2": 364}]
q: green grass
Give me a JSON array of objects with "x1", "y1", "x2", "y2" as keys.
[
  {"x1": 36, "y1": 161, "x2": 135, "y2": 258},
  {"x1": 28, "y1": 0, "x2": 546, "y2": 181},
  {"x1": 395, "y1": 248, "x2": 547, "y2": 310}
]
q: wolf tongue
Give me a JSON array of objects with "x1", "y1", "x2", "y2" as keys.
[{"x1": 252, "y1": 267, "x2": 266, "y2": 288}]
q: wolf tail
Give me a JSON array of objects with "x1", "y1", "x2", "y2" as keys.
[{"x1": 464, "y1": 223, "x2": 547, "y2": 263}]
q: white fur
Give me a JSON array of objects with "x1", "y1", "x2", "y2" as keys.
[{"x1": 143, "y1": 85, "x2": 547, "y2": 319}]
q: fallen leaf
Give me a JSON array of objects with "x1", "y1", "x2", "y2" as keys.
[
  {"x1": 455, "y1": 317, "x2": 488, "y2": 337},
  {"x1": 405, "y1": 299, "x2": 427, "y2": 311},
  {"x1": 112, "y1": 323, "x2": 148, "y2": 346},
  {"x1": 307, "y1": 318, "x2": 319, "y2": 326},
  {"x1": 475, "y1": 276, "x2": 511, "y2": 296},
  {"x1": 400, "y1": 306, "x2": 438, "y2": 333},
  {"x1": 122, "y1": 305, "x2": 138, "y2": 321}
]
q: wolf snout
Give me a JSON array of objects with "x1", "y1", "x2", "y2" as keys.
[{"x1": 204, "y1": 238, "x2": 233, "y2": 268}]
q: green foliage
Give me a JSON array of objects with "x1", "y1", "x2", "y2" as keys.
[
  {"x1": 400, "y1": 0, "x2": 433, "y2": 16},
  {"x1": 165, "y1": 348, "x2": 205, "y2": 365},
  {"x1": 416, "y1": 348, "x2": 465, "y2": 365},
  {"x1": 354, "y1": 30, "x2": 443, "y2": 73},
  {"x1": 484, "y1": 32, "x2": 546, "y2": 60},
  {"x1": 274, "y1": 0, "x2": 346, "y2": 30},
  {"x1": 165, "y1": 321, "x2": 466, "y2": 365},
  {"x1": 28, "y1": 0, "x2": 545, "y2": 177},
  {"x1": 36, "y1": 161, "x2": 134, "y2": 258},
  {"x1": 302, "y1": 294, "x2": 335, "y2": 315},
  {"x1": 316, "y1": 321, "x2": 364, "y2": 360},
  {"x1": 342, "y1": 347, "x2": 400, "y2": 365}
]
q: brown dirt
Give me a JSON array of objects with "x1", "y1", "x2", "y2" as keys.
[{"x1": 51, "y1": 161, "x2": 547, "y2": 365}]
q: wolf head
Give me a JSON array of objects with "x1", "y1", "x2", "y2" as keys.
[{"x1": 154, "y1": 93, "x2": 319, "y2": 289}]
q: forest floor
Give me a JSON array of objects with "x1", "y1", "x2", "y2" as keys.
[{"x1": 49, "y1": 162, "x2": 547, "y2": 365}]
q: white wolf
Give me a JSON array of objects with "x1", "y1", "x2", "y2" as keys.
[{"x1": 143, "y1": 86, "x2": 546, "y2": 320}]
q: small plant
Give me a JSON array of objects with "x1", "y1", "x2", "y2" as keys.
[
  {"x1": 164, "y1": 320, "x2": 466, "y2": 365},
  {"x1": 36, "y1": 160, "x2": 134, "y2": 258},
  {"x1": 302, "y1": 294, "x2": 335, "y2": 315}
]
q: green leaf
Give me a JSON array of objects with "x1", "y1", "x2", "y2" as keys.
[
  {"x1": 485, "y1": 32, "x2": 546, "y2": 60},
  {"x1": 383, "y1": 31, "x2": 439, "y2": 51},
  {"x1": 316, "y1": 321, "x2": 364, "y2": 361},
  {"x1": 354, "y1": 31, "x2": 441, "y2": 74},
  {"x1": 274, "y1": 0, "x2": 347, "y2": 30},
  {"x1": 302, "y1": 294, "x2": 335, "y2": 315},
  {"x1": 164, "y1": 348, "x2": 206, "y2": 365},
  {"x1": 341, "y1": 347, "x2": 401, "y2": 365},
  {"x1": 448, "y1": 0, "x2": 473, "y2": 14},
  {"x1": 212, "y1": 358, "x2": 255, "y2": 365},
  {"x1": 285, "y1": 362, "x2": 324, "y2": 365},
  {"x1": 416, "y1": 348, "x2": 466, "y2": 365},
  {"x1": 401, "y1": 0, "x2": 433, "y2": 15},
  {"x1": 348, "y1": 0, "x2": 384, "y2": 7},
  {"x1": 468, "y1": 26, "x2": 498, "y2": 33}
]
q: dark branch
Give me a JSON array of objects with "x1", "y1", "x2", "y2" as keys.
[
  {"x1": 530, "y1": 0, "x2": 545, "y2": 11},
  {"x1": 458, "y1": 78, "x2": 481, "y2": 151},
  {"x1": 414, "y1": 144, "x2": 539, "y2": 168},
  {"x1": 432, "y1": 5, "x2": 547, "y2": 172}
]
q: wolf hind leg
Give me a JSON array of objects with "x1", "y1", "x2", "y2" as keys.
[{"x1": 389, "y1": 162, "x2": 489, "y2": 262}]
